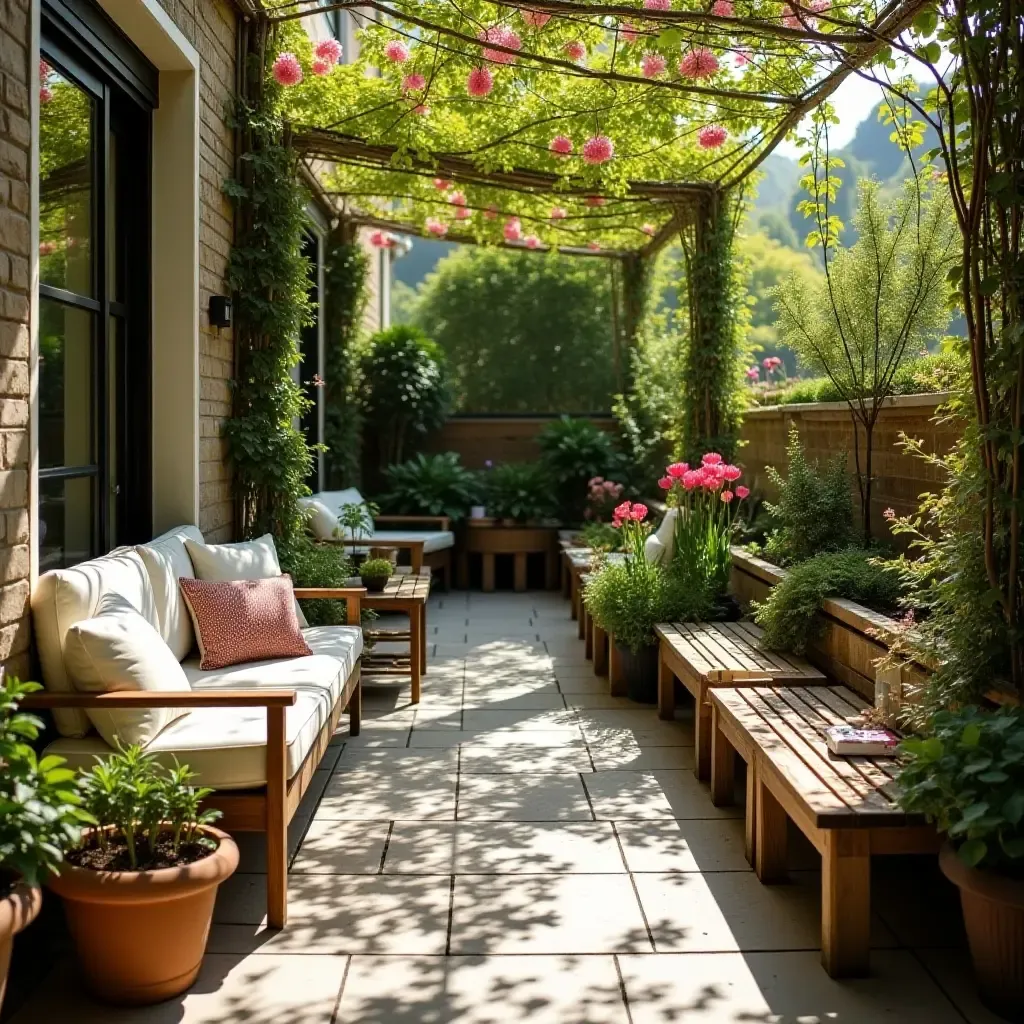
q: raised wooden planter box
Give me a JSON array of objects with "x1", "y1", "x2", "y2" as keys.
[
  {"x1": 458, "y1": 521, "x2": 560, "y2": 591},
  {"x1": 729, "y1": 547, "x2": 929, "y2": 704}
]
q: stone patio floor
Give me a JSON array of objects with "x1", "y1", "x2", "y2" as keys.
[{"x1": 12, "y1": 591, "x2": 1005, "y2": 1023}]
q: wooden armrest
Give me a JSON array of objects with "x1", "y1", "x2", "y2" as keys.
[
  {"x1": 374, "y1": 514, "x2": 451, "y2": 530},
  {"x1": 335, "y1": 538, "x2": 425, "y2": 550},
  {"x1": 22, "y1": 690, "x2": 297, "y2": 710},
  {"x1": 293, "y1": 587, "x2": 364, "y2": 623}
]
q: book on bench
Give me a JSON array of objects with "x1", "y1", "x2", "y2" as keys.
[{"x1": 826, "y1": 725, "x2": 900, "y2": 756}]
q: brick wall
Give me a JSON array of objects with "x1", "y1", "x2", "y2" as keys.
[
  {"x1": 0, "y1": 0, "x2": 31, "y2": 678},
  {"x1": 156, "y1": 0, "x2": 237, "y2": 541},
  {"x1": 737, "y1": 394, "x2": 959, "y2": 542}
]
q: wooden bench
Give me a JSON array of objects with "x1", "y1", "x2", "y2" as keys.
[
  {"x1": 709, "y1": 683, "x2": 937, "y2": 978},
  {"x1": 361, "y1": 567, "x2": 432, "y2": 703},
  {"x1": 656, "y1": 620, "x2": 825, "y2": 780}
]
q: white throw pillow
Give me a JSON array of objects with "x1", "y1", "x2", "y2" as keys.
[
  {"x1": 185, "y1": 534, "x2": 309, "y2": 627},
  {"x1": 299, "y1": 498, "x2": 340, "y2": 542},
  {"x1": 63, "y1": 594, "x2": 191, "y2": 748}
]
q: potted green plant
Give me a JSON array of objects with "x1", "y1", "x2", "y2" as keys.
[
  {"x1": 485, "y1": 462, "x2": 558, "y2": 525},
  {"x1": 47, "y1": 744, "x2": 238, "y2": 1005},
  {"x1": 0, "y1": 673, "x2": 89, "y2": 1013},
  {"x1": 336, "y1": 500, "x2": 379, "y2": 569},
  {"x1": 898, "y1": 706, "x2": 1024, "y2": 1020},
  {"x1": 380, "y1": 452, "x2": 480, "y2": 522},
  {"x1": 359, "y1": 556, "x2": 394, "y2": 593}
]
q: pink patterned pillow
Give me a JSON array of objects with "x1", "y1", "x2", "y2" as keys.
[{"x1": 178, "y1": 575, "x2": 312, "y2": 670}]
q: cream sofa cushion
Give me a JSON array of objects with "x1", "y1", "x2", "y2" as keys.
[
  {"x1": 299, "y1": 497, "x2": 340, "y2": 542},
  {"x1": 63, "y1": 594, "x2": 191, "y2": 748},
  {"x1": 44, "y1": 625, "x2": 362, "y2": 789},
  {"x1": 136, "y1": 525, "x2": 205, "y2": 661},
  {"x1": 369, "y1": 529, "x2": 454, "y2": 554},
  {"x1": 185, "y1": 534, "x2": 309, "y2": 628},
  {"x1": 315, "y1": 488, "x2": 365, "y2": 515},
  {"x1": 31, "y1": 547, "x2": 158, "y2": 738}
]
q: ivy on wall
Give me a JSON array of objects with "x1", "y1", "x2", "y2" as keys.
[{"x1": 322, "y1": 225, "x2": 369, "y2": 489}]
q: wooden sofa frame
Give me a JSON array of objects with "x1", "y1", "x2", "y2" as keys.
[{"x1": 25, "y1": 586, "x2": 365, "y2": 931}]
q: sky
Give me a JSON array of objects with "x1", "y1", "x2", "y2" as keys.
[{"x1": 776, "y1": 73, "x2": 891, "y2": 157}]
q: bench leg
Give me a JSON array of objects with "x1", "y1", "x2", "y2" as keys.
[
  {"x1": 266, "y1": 705, "x2": 288, "y2": 929},
  {"x1": 410, "y1": 605, "x2": 422, "y2": 704},
  {"x1": 822, "y1": 830, "x2": 871, "y2": 978},
  {"x1": 745, "y1": 760, "x2": 757, "y2": 866},
  {"x1": 710, "y1": 704, "x2": 735, "y2": 806},
  {"x1": 570, "y1": 574, "x2": 579, "y2": 621},
  {"x1": 482, "y1": 553, "x2": 496, "y2": 593},
  {"x1": 513, "y1": 552, "x2": 528, "y2": 592},
  {"x1": 577, "y1": 593, "x2": 586, "y2": 639},
  {"x1": 348, "y1": 678, "x2": 362, "y2": 736},
  {"x1": 593, "y1": 624, "x2": 608, "y2": 676},
  {"x1": 755, "y1": 776, "x2": 788, "y2": 883},
  {"x1": 561, "y1": 558, "x2": 570, "y2": 598},
  {"x1": 544, "y1": 549, "x2": 558, "y2": 590},
  {"x1": 608, "y1": 637, "x2": 627, "y2": 697},
  {"x1": 657, "y1": 647, "x2": 675, "y2": 721},
  {"x1": 420, "y1": 605, "x2": 428, "y2": 675},
  {"x1": 694, "y1": 682, "x2": 712, "y2": 782},
  {"x1": 584, "y1": 608, "x2": 594, "y2": 660}
]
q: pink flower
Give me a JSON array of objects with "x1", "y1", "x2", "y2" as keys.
[
  {"x1": 564, "y1": 40, "x2": 587, "y2": 62},
  {"x1": 369, "y1": 229, "x2": 394, "y2": 248},
  {"x1": 810, "y1": 0, "x2": 831, "y2": 11},
  {"x1": 613, "y1": 501, "x2": 633, "y2": 520},
  {"x1": 631, "y1": 503, "x2": 649, "y2": 521},
  {"x1": 698, "y1": 125, "x2": 728, "y2": 149},
  {"x1": 449, "y1": 190, "x2": 467, "y2": 206},
  {"x1": 455, "y1": 207, "x2": 472, "y2": 220},
  {"x1": 607, "y1": 481, "x2": 622, "y2": 494},
  {"x1": 434, "y1": 178, "x2": 453, "y2": 190},
  {"x1": 316, "y1": 38, "x2": 343, "y2": 64},
  {"x1": 679, "y1": 47, "x2": 719, "y2": 79},
  {"x1": 720, "y1": 490, "x2": 734, "y2": 503},
  {"x1": 550, "y1": 206, "x2": 567, "y2": 220},
  {"x1": 484, "y1": 205, "x2": 499, "y2": 220},
  {"x1": 712, "y1": 0, "x2": 734, "y2": 13},
  {"x1": 780, "y1": 4, "x2": 801, "y2": 27},
  {"x1": 883, "y1": 507, "x2": 896, "y2": 521},
  {"x1": 763, "y1": 355, "x2": 783, "y2": 370},
  {"x1": 735, "y1": 485, "x2": 750, "y2": 499},
  {"x1": 620, "y1": 21, "x2": 639, "y2": 43},
  {"x1": 722, "y1": 464, "x2": 742, "y2": 481},
  {"x1": 585, "y1": 195, "x2": 607, "y2": 207},
  {"x1": 38, "y1": 240, "x2": 57, "y2": 256},
  {"x1": 480, "y1": 25, "x2": 522, "y2": 64},
  {"x1": 702, "y1": 452, "x2": 723, "y2": 466},
  {"x1": 467, "y1": 66, "x2": 494, "y2": 96},
  {"x1": 549, "y1": 134, "x2": 574, "y2": 157},
  {"x1": 582, "y1": 135, "x2": 614, "y2": 165},
  {"x1": 384, "y1": 40, "x2": 410, "y2": 63},
  {"x1": 658, "y1": 476, "x2": 673, "y2": 490},
  {"x1": 39, "y1": 59, "x2": 50, "y2": 81},
  {"x1": 525, "y1": 234, "x2": 541, "y2": 249},
  {"x1": 503, "y1": 217, "x2": 523, "y2": 241},
  {"x1": 706, "y1": 474, "x2": 724, "y2": 491},
  {"x1": 587, "y1": 241, "x2": 602, "y2": 251},
  {"x1": 667, "y1": 462, "x2": 689, "y2": 479},
  {"x1": 425, "y1": 217, "x2": 448, "y2": 237},
  {"x1": 641, "y1": 52, "x2": 667, "y2": 78},
  {"x1": 734, "y1": 50, "x2": 751, "y2": 66},
  {"x1": 746, "y1": 366, "x2": 760, "y2": 380},
  {"x1": 412, "y1": 104, "x2": 430, "y2": 115},
  {"x1": 522, "y1": 9, "x2": 552, "y2": 27},
  {"x1": 642, "y1": 223, "x2": 656, "y2": 236},
  {"x1": 40, "y1": 85, "x2": 52, "y2": 104},
  {"x1": 644, "y1": 0, "x2": 671, "y2": 9},
  {"x1": 272, "y1": 52, "x2": 303, "y2": 86},
  {"x1": 682, "y1": 469, "x2": 702, "y2": 490},
  {"x1": 312, "y1": 58, "x2": 331, "y2": 76},
  {"x1": 589, "y1": 477, "x2": 604, "y2": 487},
  {"x1": 402, "y1": 72, "x2": 427, "y2": 92}
]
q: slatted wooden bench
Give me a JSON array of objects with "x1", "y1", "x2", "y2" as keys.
[
  {"x1": 709, "y1": 683, "x2": 937, "y2": 978},
  {"x1": 656, "y1": 620, "x2": 826, "y2": 780}
]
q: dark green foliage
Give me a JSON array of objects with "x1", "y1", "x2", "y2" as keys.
[
  {"x1": 323, "y1": 234, "x2": 369, "y2": 489},
  {"x1": 578, "y1": 521, "x2": 620, "y2": 551},
  {"x1": 380, "y1": 453, "x2": 480, "y2": 522},
  {"x1": 412, "y1": 247, "x2": 616, "y2": 413},
  {"x1": 223, "y1": 81, "x2": 314, "y2": 544},
  {"x1": 278, "y1": 535, "x2": 353, "y2": 627},
  {"x1": 485, "y1": 462, "x2": 557, "y2": 523},
  {"x1": 898, "y1": 706, "x2": 1024, "y2": 874},
  {"x1": 0, "y1": 675, "x2": 90, "y2": 884},
  {"x1": 359, "y1": 325, "x2": 451, "y2": 468},
  {"x1": 753, "y1": 550, "x2": 904, "y2": 655},
  {"x1": 762, "y1": 426, "x2": 855, "y2": 566},
  {"x1": 538, "y1": 417, "x2": 623, "y2": 524}
]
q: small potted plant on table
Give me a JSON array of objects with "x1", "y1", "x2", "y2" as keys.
[
  {"x1": 0, "y1": 674, "x2": 89, "y2": 1013},
  {"x1": 359, "y1": 556, "x2": 394, "y2": 593},
  {"x1": 898, "y1": 705, "x2": 1024, "y2": 1020},
  {"x1": 47, "y1": 744, "x2": 238, "y2": 1005}
]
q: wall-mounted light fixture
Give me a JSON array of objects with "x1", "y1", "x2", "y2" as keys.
[{"x1": 208, "y1": 295, "x2": 232, "y2": 330}]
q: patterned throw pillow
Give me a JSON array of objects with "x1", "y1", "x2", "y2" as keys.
[{"x1": 178, "y1": 575, "x2": 313, "y2": 670}]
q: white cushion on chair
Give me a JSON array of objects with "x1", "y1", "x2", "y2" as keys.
[
  {"x1": 299, "y1": 498, "x2": 340, "y2": 541},
  {"x1": 368, "y1": 529, "x2": 454, "y2": 554},
  {"x1": 44, "y1": 625, "x2": 363, "y2": 789},
  {"x1": 315, "y1": 488, "x2": 366, "y2": 515},
  {"x1": 136, "y1": 525, "x2": 205, "y2": 660}
]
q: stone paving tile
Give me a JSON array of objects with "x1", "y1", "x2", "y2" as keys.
[
  {"x1": 460, "y1": 690, "x2": 567, "y2": 710},
  {"x1": 457, "y1": 773, "x2": 594, "y2": 821},
  {"x1": 459, "y1": 744, "x2": 594, "y2": 774},
  {"x1": 290, "y1": 819, "x2": 391, "y2": 874},
  {"x1": 589, "y1": 744, "x2": 696, "y2": 771},
  {"x1": 332, "y1": 746, "x2": 459, "y2": 773},
  {"x1": 615, "y1": 818, "x2": 750, "y2": 873},
  {"x1": 916, "y1": 949, "x2": 1010, "y2": 1024},
  {"x1": 337, "y1": 954, "x2": 630, "y2": 1024},
  {"x1": 460, "y1": 708, "x2": 581, "y2": 731},
  {"x1": 619, "y1": 950, "x2": 971, "y2": 1024},
  {"x1": 450, "y1": 875, "x2": 652, "y2": 954},
  {"x1": 584, "y1": 770, "x2": 744, "y2": 820},
  {"x1": 410, "y1": 729, "x2": 584, "y2": 748},
  {"x1": 317, "y1": 771, "x2": 458, "y2": 820}
]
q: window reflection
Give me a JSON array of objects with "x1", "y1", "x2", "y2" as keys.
[
  {"x1": 38, "y1": 476, "x2": 95, "y2": 572},
  {"x1": 38, "y1": 299, "x2": 94, "y2": 471}
]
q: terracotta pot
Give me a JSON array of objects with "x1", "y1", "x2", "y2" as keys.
[
  {"x1": 616, "y1": 642, "x2": 659, "y2": 704},
  {"x1": 361, "y1": 574, "x2": 389, "y2": 593},
  {"x1": 47, "y1": 827, "x2": 238, "y2": 1005},
  {"x1": 940, "y1": 842, "x2": 1024, "y2": 1021},
  {"x1": 0, "y1": 880, "x2": 43, "y2": 1013}
]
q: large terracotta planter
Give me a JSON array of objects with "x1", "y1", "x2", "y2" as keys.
[
  {"x1": 940, "y1": 842, "x2": 1024, "y2": 1021},
  {"x1": 0, "y1": 880, "x2": 43, "y2": 1013},
  {"x1": 47, "y1": 827, "x2": 238, "y2": 1005}
]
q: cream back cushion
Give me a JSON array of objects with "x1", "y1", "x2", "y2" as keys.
[
  {"x1": 63, "y1": 593, "x2": 190, "y2": 748},
  {"x1": 31, "y1": 547, "x2": 158, "y2": 738},
  {"x1": 185, "y1": 534, "x2": 309, "y2": 627},
  {"x1": 136, "y1": 525, "x2": 205, "y2": 661},
  {"x1": 298, "y1": 498, "x2": 340, "y2": 542},
  {"x1": 314, "y1": 488, "x2": 365, "y2": 515}
]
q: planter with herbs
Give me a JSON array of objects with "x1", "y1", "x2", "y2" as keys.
[
  {"x1": 47, "y1": 744, "x2": 238, "y2": 1005},
  {"x1": 359, "y1": 557, "x2": 394, "y2": 593}
]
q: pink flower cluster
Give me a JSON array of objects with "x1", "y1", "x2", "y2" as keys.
[
  {"x1": 425, "y1": 217, "x2": 448, "y2": 237},
  {"x1": 39, "y1": 59, "x2": 53, "y2": 104},
  {"x1": 679, "y1": 47, "x2": 719, "y2": 79},
  {"x1": 582, "y1": 135, "x2": 614, "y2": 165},
  {"x1": 641, "y1": 52, "x2": 667, "y2": 78},
  {"x1": 272, "y1": 52, "x2": 303, "y2": 86},
  {"x1": 550, "y1": 134, "x2": 574, "y2": 157},
  {"x1": 384, "y1": 40, "x2": 410, "y2": 63},
  {"x1": 522, "y1": 9, "x2": 552, "y2": 27},
  {"x1": 467, "y1": 66, "x2": 494, "y2": 96},
  {"x1": 479, "y1": 25, "x2": 522, "y2": 64},
  {"x1": 564, "y1": 40, "x2": 587, "y2": 62},
  {"x1": 402, "y1": 73, "x2": 427, "y2": 93},
  {"x1": 763, "y1": 355, "x2": 783, "y2": 372},
  {"x1": 612, "y1": 500, "x2": 649, "y2": 527},
  {"x1": 313, "y1": 38, "x2": 343, "y2": 75},
  {"x1": 698, "y1": 125, "x2": 728, "y2": 149},
  {"x1": 369, "y1": 230, "x2": 396, "y2": 249},
  {"x1": 658, "y1": 455, "x2": 749, "y2": 503},
  {"x1": 585, "y1": 477, "x2": 624, "y2": 520}
]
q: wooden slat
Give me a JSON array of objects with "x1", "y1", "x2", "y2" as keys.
[
  {"x1": 662, "y1": 625, "x2": 718, "y2": 678},
  {"x1": 730, "y1": 620, "x2": 825, "y2": 679},
  {"x1": 716, "y1": 622, "x2": 781, "y2": 673},
  {"x1": 681, "y1": 622, "x2": 745, "y2": 677},
  {"x1": 696, "y1": 622, "x2": 766, "y2": 675}
]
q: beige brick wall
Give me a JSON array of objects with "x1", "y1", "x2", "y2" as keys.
[
  {"x1": 0, "y1": 0, "x2": 31, "y2": 678},
  {"x1": 156, "y1": 0, "x2": 237, "y2": 541}
]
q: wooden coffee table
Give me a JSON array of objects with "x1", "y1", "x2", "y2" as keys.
[{"x1": 361, "y1": 568, "x2": 431, "y2": 703}]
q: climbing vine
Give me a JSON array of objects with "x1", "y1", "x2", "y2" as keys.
[{"x1": 323, "y1": 225, "x2": 369, "y2": 489}]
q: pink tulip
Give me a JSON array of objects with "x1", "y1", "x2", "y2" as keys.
[
  {"x1": 720, "y1": 490, "x2": 734, "y2": 503},
  {"x1": 682, "y1": 470, "x2": 702, "y2": 490},
  {"x1": 666, "y1": 462, "x2": 689, "y2": 479},
  {"x1": 722, "y1": 464, "x2": 742, "y2": 481},
  {"x1": 735, "y1": 485, "x2": 750, "y2": 499},
  {"x1": 658, "y1": 476, "x2": 673, "y2": 490},
  {"x1": 702, "y1": 452, "x2": 723, "y2": 466},
  {"x1": 613, "y1": 501, "x2": 633, "y2": 520},
  {"x1": 631, "y1": 503, "x2": 648, "y2": 521}
]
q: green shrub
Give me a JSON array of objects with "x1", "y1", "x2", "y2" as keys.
[
  {"x1": 762, "y1": 426, "x2": 855, "y2": 566},
  {"x1": 279, "y1": 535, "x2": 353, "y2": 627},
  {"x1": 578, "y1": 521, "x2": 620, "y2": 551},
  {"x1": 485, "y1": 462, "x2": 558, "y2": 522},
  {"x1": 898, "y1": 706, "x2": 1024, "y2": 873},
  {"x1": 753, "y1": 550, "x2": 904, "y2": 655},
  {"x1": 380, "y1": 452, "x2": 480, "y2": 522},
  {"x1": 538, "y1": 416, "x2": 623, "y2": 524},
  {"x1": 359, "y1": 557, "x2": 393, "y2": 580}
]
